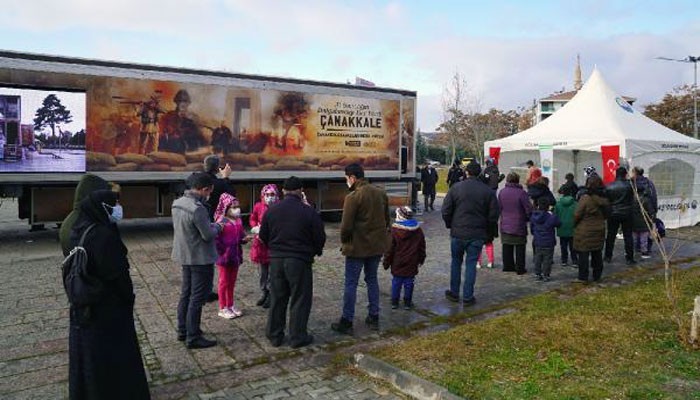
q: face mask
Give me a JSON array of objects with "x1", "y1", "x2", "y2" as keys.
[
  {"x1": 228, "y1": 207, "x2": 241, "y2": 218},
  {"x1": 346, "y1": 177, "x2": 353, "y2": 189},
  {"x1": 103, "y1": 203, "x2": 123, "y2": 223},
  {"x1": 264, "y1": 195, "x2": 276, "y2": 205}
]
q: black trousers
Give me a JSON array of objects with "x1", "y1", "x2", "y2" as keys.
[
  {"x1": 266, "y1": 257, "x2": 313, "y2": 347},
  {"x1": 559, "y1": 236, "x2": 577, "y2": 263},
  {"x1": 502, "y1": 243, "x2": 526, "y2": 273},
  {"x1": 605, "y1": 216, "x2": 634, "y2": 261},
  {"x1": 578, "y1": 250, "x2": 603, "y2": 281},
  {"x1": 177, "y1": 264, "x2": 213, "y2": 343},
  {"x1": 423, "y1": 190, "x2": 436, "y2": 209}
]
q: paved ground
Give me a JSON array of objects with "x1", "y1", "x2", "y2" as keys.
[{"x1": 1, "y1": 195, "x2": 699, "y2": 399}]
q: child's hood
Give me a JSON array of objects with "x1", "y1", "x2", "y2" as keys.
[
  {"x1": 392, "y1": 219, "x2": 421, "y2": 234},
  {"x1": 558, "y1": 195, "x2": 575, "y2": 207},
  {"x1": 531, "y1": 210, "x2": 551, "y2": 224}
]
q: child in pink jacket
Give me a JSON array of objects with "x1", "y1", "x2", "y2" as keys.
[
  {"x1": 214, "y1": 193, "x2": 249, "y2": 319},
  {"x1": 249, "y1": 184, "x2": 279, "y2": 309}
]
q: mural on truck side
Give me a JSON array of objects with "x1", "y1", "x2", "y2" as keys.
[{"x1": 86, "y1": 77, "x2": 402, "y2": 173}]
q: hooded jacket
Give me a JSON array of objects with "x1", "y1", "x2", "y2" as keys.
[
  {"x1": 214, "y1": 193, "x2": 246, "y2": 268},
  {"x1": 573, "y1": 189, "x2": 610, "y2": 252},
  {"x1": 340, "y1": 179, "x2": 391, "y2": 257},
  {"x1": 554, "y1": 195, "x2": 577, "y2": 237},
  {"x1": 60, "y1": 174, "x2": 110, "y2": 256},
  {"x1": 171, "y1": 190, "x2": 221, "y2": 265},
  {"x1": 527, "y1": 182, "x2": 556, "y2": 208},
  {"x1": 383, "y1": 219, "x2": 426, "y2": 277},
  {"x1": 530, "y1": 210, "x2": 561, "y2": 248}
]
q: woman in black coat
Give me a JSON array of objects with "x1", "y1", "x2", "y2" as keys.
[{"x1": 68, "y1": 190, "x2": 150, "y2": 400}]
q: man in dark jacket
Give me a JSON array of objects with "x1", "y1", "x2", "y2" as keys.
[
  {"x1": 421, "y1": 163, "x2": 438, "y2": 211},
  {"x1": 259, "y1": 176, "x2": 326, "y2": 348},
  {"x1": 604, "y1": 166, "x2": 635, "y2": 264},
  {"x1": 332, "y1": 163, "x2": 390, "y2": 334},
  {"x1": 479, "y1": 156, "x2": 504, "y2": 192},
  {"x1": 446, "y1": 159, "x2": 465, "y2": 188},
  {"x1": 442, "y1": 161, "x2": 499, "y2": 305}
]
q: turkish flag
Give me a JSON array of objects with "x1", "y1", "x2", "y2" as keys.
[
  {"x1": 489, "y1": 147, "x2": 501, "y2": 165},
  {"x1": 601, "y1": 145, "x2": 620, "y2": 184}
]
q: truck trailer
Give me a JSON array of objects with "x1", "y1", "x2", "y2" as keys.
[{"x1": 0, "y1": 51, "x2": 417, "y2": 226}]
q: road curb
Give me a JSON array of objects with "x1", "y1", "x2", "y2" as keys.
[{"x1": 353, "y1": 353, "x2": 464, "y2": 400}]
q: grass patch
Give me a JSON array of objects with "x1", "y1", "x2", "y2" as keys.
[{"x1": 374, "y1": 268, "x2": 700, "y2": 399}]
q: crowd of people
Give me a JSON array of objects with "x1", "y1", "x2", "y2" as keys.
[{"x1": 59, "y1": 154, "x2": 660, "y2": 398}]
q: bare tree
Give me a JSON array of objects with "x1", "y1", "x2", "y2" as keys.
[{"x1": 437, "y1": 72, "x2": 471, "y2": 163}]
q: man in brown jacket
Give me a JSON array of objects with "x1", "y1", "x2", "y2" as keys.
[{"x1": 331, "y1": 163, "x2": 390, "y2": 334}]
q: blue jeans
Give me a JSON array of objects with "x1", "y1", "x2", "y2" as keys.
[
  {"x1": 450, "y1": 237, "x2": 484, "y2": 301},
  {"x1": 342, "y1": 256, "x2": 380, "y2": 320},
  {"x1": 391, "y1": 276, "x2": 415, "y2": 303}
]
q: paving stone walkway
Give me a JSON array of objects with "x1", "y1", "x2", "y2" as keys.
[{"x1": 1, "y1": 196, "x2": 698, "y2": 399}]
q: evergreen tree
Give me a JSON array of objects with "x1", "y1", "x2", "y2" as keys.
[{"x1": 33, "y1": 94, "x2": 73, "y2": 138}]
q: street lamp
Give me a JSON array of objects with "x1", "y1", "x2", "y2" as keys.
[{"x1": 656, "y1": 56, "x2": 699, "y2": 139}]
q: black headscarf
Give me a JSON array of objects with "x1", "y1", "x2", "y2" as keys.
[{"x1": 69, "y1": 190, "x2": 128, "y2": 282}]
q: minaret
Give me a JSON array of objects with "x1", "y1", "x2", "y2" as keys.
[{"x1": 574, "y1": 54, "x2": 582, "y2": 91}]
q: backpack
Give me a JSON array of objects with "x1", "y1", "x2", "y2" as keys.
[{"x1": 61, "y1": 224, "x2": 103, "y2": 307}]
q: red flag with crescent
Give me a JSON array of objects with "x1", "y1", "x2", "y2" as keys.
[
  {"x1": 601, "y1": 145, "x2": 619, "y2": 184},
  {"x1": 489, "y1": 146, "x2": 501, "y2": 165}
]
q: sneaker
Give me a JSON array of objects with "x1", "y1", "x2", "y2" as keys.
[
  {"x1": 543, "y1": 276, "x2": 551, "y2": 282},
  {"x1": 391, "y1": 300, "x2": 399, "y2": 309},
  {"x1": 487, "y1": 262, "x2": 493, "y2": 269},
  {"x1": 403, "y1": 301, "x2": 414, "y2": 310},
  {"x1": 228, "y1": 307, "x2": 243, "y2": 318},
  {"x1": 462, "y1": 297, "x2": 476, "y2": 306},
  {"x1": 218, "y1": 309, "x2": 235, "y2": 319},
  {"x1": 331, "y1": 318, "x2": 353, "y2": 335},
  {"x1": 476, "y1": 263, "x2": 482, "y2": 269},
  {"x1": 444, "y1": 290, "x2": 460, "y2": 303},
  {"x1": 641, "y1": 252, "x2": 651, "y2": 259},
  {"x1": 187, "y1": 336, "x2": 217, "y2": 349},
  {"x1": 365, "y1": 315, "x2": 379, "y2": 331}
]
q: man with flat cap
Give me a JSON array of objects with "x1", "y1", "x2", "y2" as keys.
[{"x1": 259, "y1": 176, "x2": 326, "y2": 348}]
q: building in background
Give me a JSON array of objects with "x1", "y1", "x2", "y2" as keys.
[{"x1": 535, "y1": 55, "x2": 635, "y2": 124}]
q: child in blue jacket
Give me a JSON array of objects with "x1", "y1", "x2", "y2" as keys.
[{"x1": 530, "y1": 197, "x2": 561, "y2": 281}]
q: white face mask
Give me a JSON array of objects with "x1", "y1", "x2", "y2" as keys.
[
  {"x1": 228, "y1": 207, "x2": 241, "y2": 218},
  {"x1": 103, "y1": 203, "x2": 123, "y2": 223},
  {"x1": 264, "y1": 195, "x2": 277, "y2": 205},
  {"x1": 346, "y1": 177, "x2": 354, "y2": 189}
]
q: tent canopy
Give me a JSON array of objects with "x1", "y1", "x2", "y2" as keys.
[{"x1": 485, "y1": 68, "x2": 700, "y2": 157}]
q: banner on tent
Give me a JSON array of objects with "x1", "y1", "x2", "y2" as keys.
[
  {"x1": 656, "y1": 197, "x2": 700, "y2": 229},
  {"x1": 539, "y1": 144, "x2": 553, "y2": 190},
  {"x1": 489, "y1": 147, "x2": 501, "y2": 165},
  {"x1": 601, "y1": 145, "x2": 619, "y2": 184}
]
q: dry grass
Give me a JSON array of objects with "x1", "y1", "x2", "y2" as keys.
[{"x1": 374, "y1": 266, "x2": 700, "y2": 399}]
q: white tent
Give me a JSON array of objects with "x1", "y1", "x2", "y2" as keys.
[{"x1": 485, "y1": 68, "x2": 700, "y2": 228}]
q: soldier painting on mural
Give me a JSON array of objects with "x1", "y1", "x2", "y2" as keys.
[
  {"x1": 159, "y1": 89, "x2": 205, "y2": 153},
  {"x1": 210, "y1": 120, "x2": 235, "y2": 155},
  {"x1": 138, "y1": 95, "x2": 164, "y2": 154}
]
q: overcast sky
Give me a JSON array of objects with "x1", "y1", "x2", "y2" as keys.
[{"x1": 1, "y1": 0, "x2": 697, "y2": 131}]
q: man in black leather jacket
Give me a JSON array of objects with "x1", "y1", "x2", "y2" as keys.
[{"x1": 604, "y1": 167, "x2": 636, "y2": 264}]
